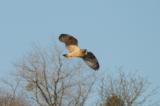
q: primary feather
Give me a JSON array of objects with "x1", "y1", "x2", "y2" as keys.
[
  {"x1": 82, "y1": 52, "x2": 99, "y2": 70},
  {"x1": 59, "y1": 34, "x2": 78, "y2": 46}
]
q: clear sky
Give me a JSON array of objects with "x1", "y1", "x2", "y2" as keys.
[{"x1": 0, "y1": 0, "x2": 160, "y2": 98}]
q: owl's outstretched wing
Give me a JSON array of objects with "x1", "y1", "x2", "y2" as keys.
[
  {"x1": 59, "y1": 34, "x2": 78, "y2": 46},
  {"x1": 82, "y1": 52, "x2": 99, "y2": 70}
]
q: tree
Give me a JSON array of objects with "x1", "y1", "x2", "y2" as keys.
[
  {"x1": 15, "y1": 45, "x2": 96, "y2": 106},
  {"x1": 0, "y1": 79, "x2": 29, "y2": 106},
  {"x1": 98, "y1": 70, "x2": 159, "y2": 106}
]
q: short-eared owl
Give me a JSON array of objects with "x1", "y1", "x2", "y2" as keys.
[{"x1": 59, "y1": 34, "x2": 99, "y2": 70}]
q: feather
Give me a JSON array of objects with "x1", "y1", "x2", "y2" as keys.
[
  {"x1": 82, "y1": 52, "x2": 99, "y2": 70},
  {"x1": 59, "y1": 34, "x2": 78, "y2": 46}
]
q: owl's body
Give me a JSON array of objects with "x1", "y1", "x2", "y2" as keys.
[{"x1": 64, "y1": 45, "x2": 87, "y2": 58}]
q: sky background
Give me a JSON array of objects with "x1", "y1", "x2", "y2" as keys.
[{"x1": 0, "y1": 0, "x2": 160, "y2": 101}]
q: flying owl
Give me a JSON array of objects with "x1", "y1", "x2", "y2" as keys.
[{"x1": 59, "y1": 34, "x2": 99, "y2": 70}]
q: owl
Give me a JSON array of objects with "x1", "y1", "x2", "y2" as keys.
[{"x1": 59, "y1": 34, "x2": 99, "y2": 70}]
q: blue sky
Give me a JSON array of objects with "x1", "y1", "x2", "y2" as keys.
[{"x1": 0, "y1": 0, "x2": 160, "y2": 98}]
